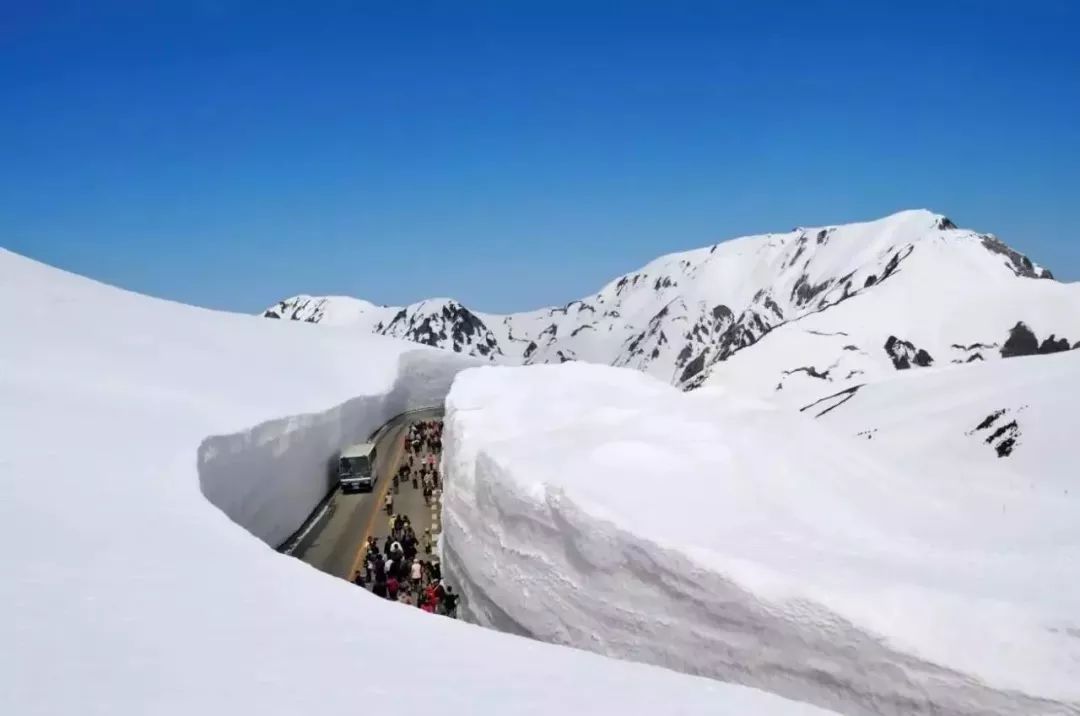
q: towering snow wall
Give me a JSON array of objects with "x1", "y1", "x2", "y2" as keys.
[
  {"x1": 4, "y1": 247, "x2": 846, "y2": 716},
  {"x1": 198, "y1": 349, "x2": 475, "y2": 547},
  {"x1": 440, "y1": 361, "x2": 1080, "y2": 716}
]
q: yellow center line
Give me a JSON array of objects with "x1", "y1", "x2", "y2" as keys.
[{"x1": 348, "y1": 423, "x2": 407, "y2": 579}]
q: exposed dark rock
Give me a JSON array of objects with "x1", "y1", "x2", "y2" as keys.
[
  {"x1": 712, "y1": 304, "x2": 733, "y2": 321},
  {"x1": 863, "y1": 274, "x2": 877, "y2": 288},
  {"x1": 885, "y1": 336, "x2": 934, "y2": 370},
  {"x1": 951, "y1": 342, "x2": 996, "y2": 351},
  {"x1": 936, "y1": 216, "x2": 957, "y2": 230},
  {"x1": 523, "y1": 341, "x2": 538, "y2": 360},
  {"x1": 816, "y1": 229, "x2": 830, "y2": 245},
  {"x1": 679, "y1": 351, "x2": 707, "y2": 384},
  {"x1": 653, "y1": 276, "x2": 674, "y2": 291},
  {"x1": 763, "y1": 295, "x2": 784, "y2": 319},
  {"x1": 980, "y1": 235, "x2": 1054, "y2": 279},
  {"x1": 263, "y1": 310, "x2": 280, "y2": 319},
  {"x1": 994, "y1": 435, "x2": 1018, "y2": 458},
  {"x1": 843, "y1": 345, "x2": 859, "y2": 351},
  {"x1": 790, "y1": 274, "x2": 833, "y2": 308},
  {"x1": 788, "y1": 236, "x2": 808, "y2": 268},
  {"x1": 1000, "y1": 322, "x2": 1039, "y2": 358},
  {"x1": 880, "y1": 250, "x2": 903, "y2": 280},
  {"x1": 974, "y1": 409, "x2": 1006, "y2": 432},
  {"x1": 782, "y1": 366, "x2": 831, "y2": 380},
  {"x1": 570, "y1": 324, "x2": 595, "y2": 338},
  {"x1": 1039, "y1": 335, "x2": 1071, "y2": 354},
  {"x1": 986, "y1": 420, "x2": 1020, "y2": 457},
  {"x1": 966, "y1": 407, "x2": 1027, "y2": 458}
]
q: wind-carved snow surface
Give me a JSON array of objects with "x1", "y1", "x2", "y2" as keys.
[
  {"x1": 265, "y1": 210, "x2": 1080, "y2": 406},
  {"x1": 0, "y1": 248, "x2": 838, "y2": 716},
  {"x1": 441, "y1": 362, "x2": 1080, "y2": 716}
]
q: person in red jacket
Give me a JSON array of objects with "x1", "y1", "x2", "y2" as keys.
[{"x1": 386, "y1": 575, "x2": 399, "y2": 601}]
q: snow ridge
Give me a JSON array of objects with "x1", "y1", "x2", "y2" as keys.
[{"x1": 264, "y1": 210, "x2": 1080, "y2": 404}]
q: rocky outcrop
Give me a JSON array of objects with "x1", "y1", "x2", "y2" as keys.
[
  {"x1": 264, "y1": 210, "x2": 1077, "y2": 397},
  {"x1": 884, "y1": 336, "x2": 934, "y2": 370},
  {"x1": 979, "y1": 235, "x2": 1054, "y2": 279},
  {"x1": 1000, "y1": 322, "x2": 1075, "y2": 359}
]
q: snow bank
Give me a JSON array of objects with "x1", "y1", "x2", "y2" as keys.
[
  {"x1": 199, "y1": 349, "x2": 471, "y2": 547},
  {"x1": 441, "y1": 361, "x2": 1080, "y2": 716},
  {"x1": 0, "y1": 248, "x2": 834, "y2": 716}
]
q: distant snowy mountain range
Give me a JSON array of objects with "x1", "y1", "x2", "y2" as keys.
[{"x1": 264, "y1": 209, "x2": 1080, "y2": 404}]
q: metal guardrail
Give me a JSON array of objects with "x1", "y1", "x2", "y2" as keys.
[{"x1": 275, "y1": 405, "x2": 445, "y2": 553}]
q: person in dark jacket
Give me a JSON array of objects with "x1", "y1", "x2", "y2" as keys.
[{"x1": 442, "y1": 586, "x2": 458, "y2": 618}]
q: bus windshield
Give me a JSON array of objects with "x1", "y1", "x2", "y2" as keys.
[{"x1": 339, "y1": 456, "x2": 371, "y2": 477}]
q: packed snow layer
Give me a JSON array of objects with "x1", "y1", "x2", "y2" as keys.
[
  {"x1": 441, "y1": 361, "x2": 1080, "y2": 716},
  {"x1": 199, "y1": 348, "x2": 472, "y2": 547},
  {"x1": 0, "y1": 248, "x2": 836, "y2": 716}
]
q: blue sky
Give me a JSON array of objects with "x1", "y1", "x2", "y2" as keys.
[{"x1": 3, "y1": 1, "x2": 1078, "y2": 312}]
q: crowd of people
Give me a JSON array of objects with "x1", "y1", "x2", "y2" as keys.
[
  {"x1": 383, "y1": 419, "x2": 443, "y2": 514},
  {"x1": 353, "y1": 515, "x2": 458, "y2": 616},
  {"x1": 358, "y1": 418, "x2": 458, "y2": 618}
]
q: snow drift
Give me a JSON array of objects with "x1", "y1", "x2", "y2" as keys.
[
  {"x1": 0, "y1": 248, "x2": 836, "y2": 715},
  {"x1": 441, "y1": 360, "x2": 1080, "y2": 716}
]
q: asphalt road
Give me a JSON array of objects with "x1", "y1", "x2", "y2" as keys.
[{"x1": 292, "y1": 407, "x2": 444, "y2": 580}]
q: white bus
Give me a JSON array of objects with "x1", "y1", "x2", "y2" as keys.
[{"x1": 338, "y1": 442, "x2": 377, "y2": 493}]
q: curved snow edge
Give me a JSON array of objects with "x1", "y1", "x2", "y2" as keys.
[
  {"x1": 198, "y1": 349, "x2": 473, "y2": 547},
  {"x1": 442, "y1": 407, "x2": 1078, "y2": 716}
]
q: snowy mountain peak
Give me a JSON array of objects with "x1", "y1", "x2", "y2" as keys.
[{"x1": 264, "y1": 210, "x2": 1078, "y2": 403}]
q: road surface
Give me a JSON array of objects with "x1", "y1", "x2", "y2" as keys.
[{"x1": 291, "y1": 407, "x2": 444, "y2": 579}]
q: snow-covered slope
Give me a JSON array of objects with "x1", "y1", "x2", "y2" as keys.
[
  {"x1": 264, "y1": 210, "x2": 1080, "y2": 404},
  {"x1": 808, "y1": 349, "x2": 1080, "y2": 485},
  {"x1": 441, "y1": 360, "x2": 1080, "y2": 716},
  {"x1": 0, "y1": 248, "x2": 838, "y2": 715}
]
